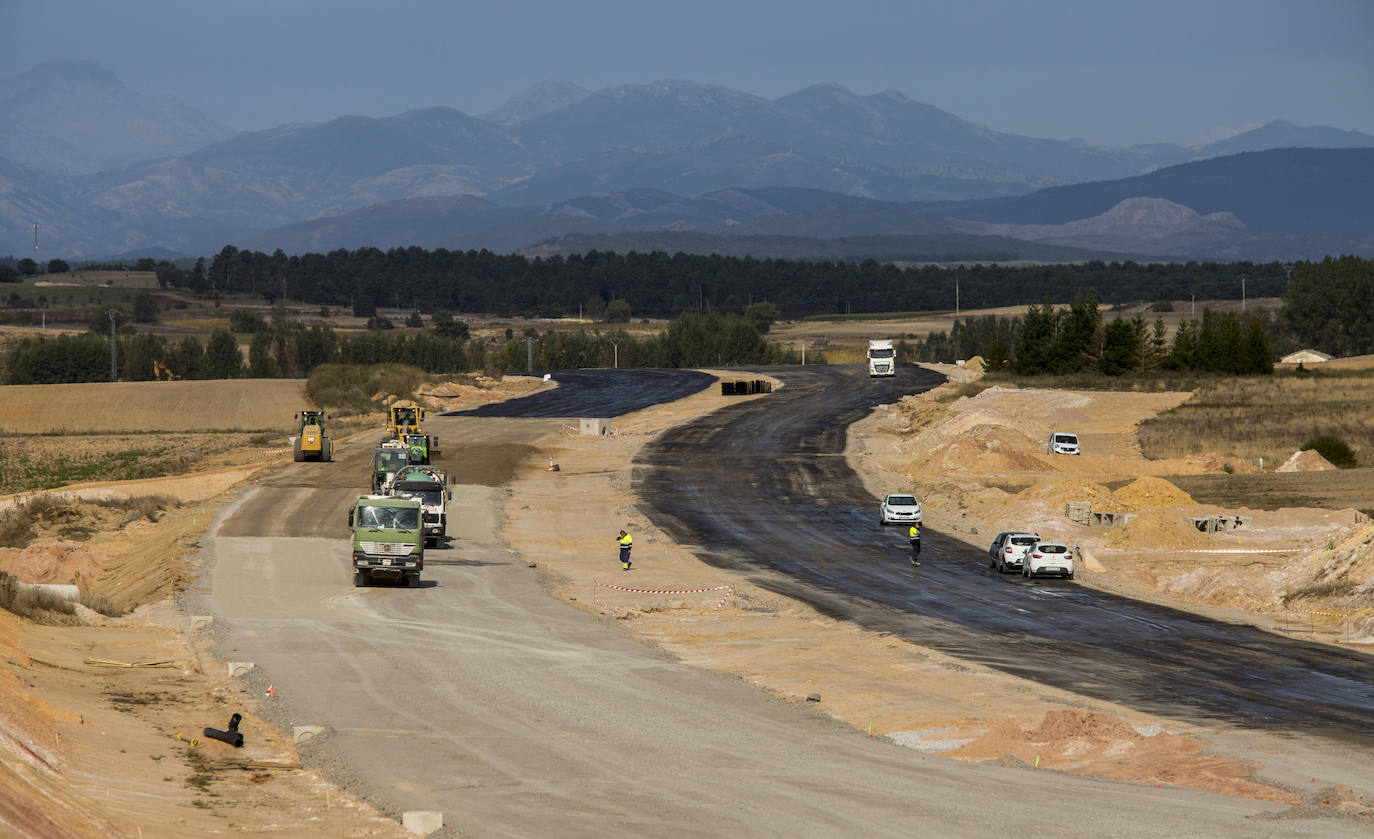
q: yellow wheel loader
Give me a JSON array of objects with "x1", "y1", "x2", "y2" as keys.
[{"x1": 292, "y1": 410, "x2": 332, "y2": 462}]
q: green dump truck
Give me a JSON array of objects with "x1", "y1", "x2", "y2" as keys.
[{"x1": 348, "y1": 494, "x2": 424, "y2": 587}]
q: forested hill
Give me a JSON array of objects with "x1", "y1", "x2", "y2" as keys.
[{"x1": 160, "y1": 247, "x2": 1288, "y2": 318}]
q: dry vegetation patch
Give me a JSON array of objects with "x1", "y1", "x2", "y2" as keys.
[{"x1": 1140, "y1": 367, "x2": 1374, "y2": 468}]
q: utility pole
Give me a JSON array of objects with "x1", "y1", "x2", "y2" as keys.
[
  {"x1": 526, "y1": 336, "x2": 534, "y2": 373},
  {"x1": 800, "y1": 340, "x2": 805, "y2": 366},
  {"x1": 107, "y1": 310, "x2": 119, "y2": 381},
  {"x1": 33, "y1": 223, "x2": 39, "y2": 268},
  {"x1": 1240, "y1": 274, "x2": 1246, "y2": 312},
  {"x1": 610, "y1": 338, "x2": 622, "y2": 369},
  {"x1": 955, "y1": 277, "x2": 959, "y2": 318}
]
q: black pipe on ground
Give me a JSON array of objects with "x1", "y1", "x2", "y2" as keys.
[{"x1": 203, "y1": 712, "x2": 244, "y2": 748}]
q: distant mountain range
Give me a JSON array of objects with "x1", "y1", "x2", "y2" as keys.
[{"x1": 0, "y1": 60, "x2": 1371, "y2": 261}]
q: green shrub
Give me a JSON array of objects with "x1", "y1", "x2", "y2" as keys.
[
  {"x1": 305, "y1": 363, "x2": 424, "y2": 412},
  {"x1": 1301, "y1": 435, "x2": 1357, "y2": 469}
]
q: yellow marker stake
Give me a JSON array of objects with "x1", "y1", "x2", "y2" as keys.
[{"x1": 1034, "y1": 755, "x2": 1041, "y2": 767}]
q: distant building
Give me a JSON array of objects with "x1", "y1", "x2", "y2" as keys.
[{"x1": 1280, "y1": 349, "x2": 1334, "y2": 364}]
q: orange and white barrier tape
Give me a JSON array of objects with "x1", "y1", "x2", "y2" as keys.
[
  {"x1": 261, "y1": 447, "x2": 293, "y2": 457},
  {"x1": 594, "y1": 581, "x2": 734, "y2": 610},
  {"x1": 1171, "y1": 548, "x2": 1298, "y2": 554}
]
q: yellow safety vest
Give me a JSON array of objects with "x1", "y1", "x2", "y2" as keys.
[
  {"x1": 619, "y1": 533, "x2": 633, "y2": 547},
  {"x1": 909, "y1": 526, "x2": 920, "y2": 539}
]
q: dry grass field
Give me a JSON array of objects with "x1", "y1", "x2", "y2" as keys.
[
  {"x1": 0, "y1": 379, "x2": 307, "y2": 433},
  {"x1": 1139, "y1": 366, "x2": 1374, "y2": 467}
]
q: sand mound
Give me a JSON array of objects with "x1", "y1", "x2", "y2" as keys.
[
  {"x1": 1102, "y1": 510, "x2": 1213, "y2": 550},
  {"x1": 948, "y1": 710, "x2": 1294, "y2": 802},
  {"x1": 1018, "y1": 477, "x2": 1120, "y2": 511},
  {"x1": 0, "y1": 541, "x2": 105, "y2": 588},
  {"x1": 1276, "y1": 449, "x2": 1337, "y2": 472},
  {"x1": 1112, "y1": 477, "x2": 1194, "y2": 511}
]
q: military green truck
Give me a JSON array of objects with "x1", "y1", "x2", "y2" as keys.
[
  {"x1": 371, "y1": 439, "x2": 413, "y2": 493},
  {"x1": 348, "y1": 494, "x2": 424, "y2": 587}
]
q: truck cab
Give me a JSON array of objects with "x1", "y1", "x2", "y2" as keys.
[
  {"x1": 349, "y1": 494, "x2": 424, "y2": 587},
  {"x1": 388, "y1": 465, "x2": 451, "y2": 546},
  {"x1": 868, "y1": 339, "x2": 896, "y2": 377},
  {"x1": 371, "y1": 441, "x2": 412, "y2": 493}
]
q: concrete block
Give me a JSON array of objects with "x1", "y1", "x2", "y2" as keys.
[
  {"x1": 292, "y1": 725, "x2": 323, "y2": 744},
  {"x1": 227, "y1": 661, "x2": 254, "y2": 677},
  {"x1": 190, "y1": 615, "x2": 213, "y2": 630},
  {"x1": 402, "y1": 811, "x2": 444, "y2": 835},
  {"x1": 579, "y1": 417, "x2": 611, "y2": 436}
]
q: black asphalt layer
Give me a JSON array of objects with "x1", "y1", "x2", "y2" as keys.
[
  {"x1": 450, "y1": 368, "x2": 715, "y2": 418},
  {"x1": 635, "y1": 364, "x2": 1374, "y2": 739}
]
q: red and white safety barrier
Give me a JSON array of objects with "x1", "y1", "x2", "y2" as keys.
[
  {"x1": 594, "y1": 581, "x2": 735, "y2": 610},
  {"x1": 1283, "y1": 605, "x2": 1348, "y2": 618},
  {"x1": 261, "y1": 447, "x2": 293, "y2": 457}
]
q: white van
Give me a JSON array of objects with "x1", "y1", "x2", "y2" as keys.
[{"x1": 1046, "y1": 432, "x2": 1080, "y2": 455}]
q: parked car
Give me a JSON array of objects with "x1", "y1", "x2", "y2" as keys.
[
  {"x1": 1046, "y1": 432, "x2": 1080, "y2": 455},
  {"x1": 879, "y1": 494, "x2": 923, "y2": 525},
  {"x1": 987, "y1": 531, "x2": 1040, "y2": 574},
  {"x1": 1023, "y1": 541, "x2": 1075, "y2": 579}
]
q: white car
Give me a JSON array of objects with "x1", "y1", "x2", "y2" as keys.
[
  {"x1": 1046, "y1": 432, "x2": 1080, "y2": 455},
  {"x1": 879, "y1": 494, "x2": 922, "y2": 526},
  {"x1": 988, "y1": 531, "x2": 1040, "y2": 574},
  {"x1": 1022, "y1": 541, "x2": 1075, "y2": 579}
]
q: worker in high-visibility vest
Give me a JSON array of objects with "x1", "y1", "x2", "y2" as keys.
[
  {"x1": 908, "y1": 524, "x2": 921, "y2": 566},
  {"x1": 617, "y1": 530, "x2": 633, "y2": 571}
]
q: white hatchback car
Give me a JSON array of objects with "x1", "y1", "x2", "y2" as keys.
[
  {"x1": 879, "y1": 494, "x2": 922, "y2": 526},
  {"x1": 1022, "y1": 541, "x2": 1075, "y2": 579}
]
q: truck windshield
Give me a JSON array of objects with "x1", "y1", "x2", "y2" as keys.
[
  {"x1": 376, "y1": 452, "x2": 408, "y2": 471},
  {"x1": 868, "y1": 349, "x2": 895, "y2": 358},
  {"x1": 397, "y1": 489, "x2": 442, "y2": 507},
  {"x1": 357, "y1": 506, "x2": 420, "y2": 530}
]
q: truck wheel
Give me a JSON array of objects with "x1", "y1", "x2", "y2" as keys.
[
  {"x1": 322, "y1": 440, "x2": 332, "y2": 462},
  {"x1": 353, "y1": 571, "x2": 367, "y2": 587},
  {"x1": 406, "y1": 574, "x2": 420, "y2": 588},
  {"x1": 293, "y1": 439, "x2": 303, "y2": 462}
]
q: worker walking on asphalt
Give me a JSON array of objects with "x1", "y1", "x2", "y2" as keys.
[
  {"x1": 908, "y1": 524, "x2": 921, "y2": 565},
  {"x1": 618, "y1": 529, "x2": 633, "y2": 570}
]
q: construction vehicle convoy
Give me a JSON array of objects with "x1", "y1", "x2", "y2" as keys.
[
  {"x1": 348, "y1": 494, "x2": 424, "y2": 587},
  {"x1": 292, "y1": 410, "x2": 333, "y2": 462},
  {"x1": 386, "y1": 465, "x2": 452, "y2": 546}
]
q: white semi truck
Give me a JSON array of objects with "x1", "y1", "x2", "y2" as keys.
[{"x1": 867, "y1": 339, "x2": 896, "y2": 377}]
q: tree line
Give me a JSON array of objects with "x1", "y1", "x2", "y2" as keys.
[
  {"x1": 910, "y1": 296, "x2": 1273, "y2": 376},
  {"x1": 2, "y1": 311, "x2": 796, "y2": 385},
  {"x1": 145, "y1": 245, "x2": 1288, "y2": 318}
]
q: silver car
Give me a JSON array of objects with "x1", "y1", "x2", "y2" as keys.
[
  {"x1": 879, "y1": 494, "x2": 922, "y2": 526},
  {"x1": 988, "y1": 531, "x2": 1040, "y2": 574}
]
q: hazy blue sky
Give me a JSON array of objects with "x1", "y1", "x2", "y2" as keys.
[{"x1": 2, "y1": 0, "x2": 1370, "y2": 146}]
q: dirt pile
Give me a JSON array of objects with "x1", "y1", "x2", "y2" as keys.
[
  {"x1": 1018, "y1": 477, "x2": 1119, "y2": 511},
  {"x1": 949, "y1": 709, "x2": 1296, "y2": 802},
  {"x1": 1101, "y1": 510, "x2": 1213, "y2": 550},
  {"x1": 1112, "y1": 477, "x2": 1194, "y2": 510},
  {"x1": 1273, "y1": 784, "x2": 1374, "y2": 819},
  {"x1": 1277, "y1": 449, "x2": 1338, "y2": 472}
]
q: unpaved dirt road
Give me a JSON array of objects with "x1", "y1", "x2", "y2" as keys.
[
  {"x1": 634, "y1": 365, "x2": 1374, "y2": 736},
  {"x1": 197, "y1": 369, "x2": 1366, "y2": 837}
]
